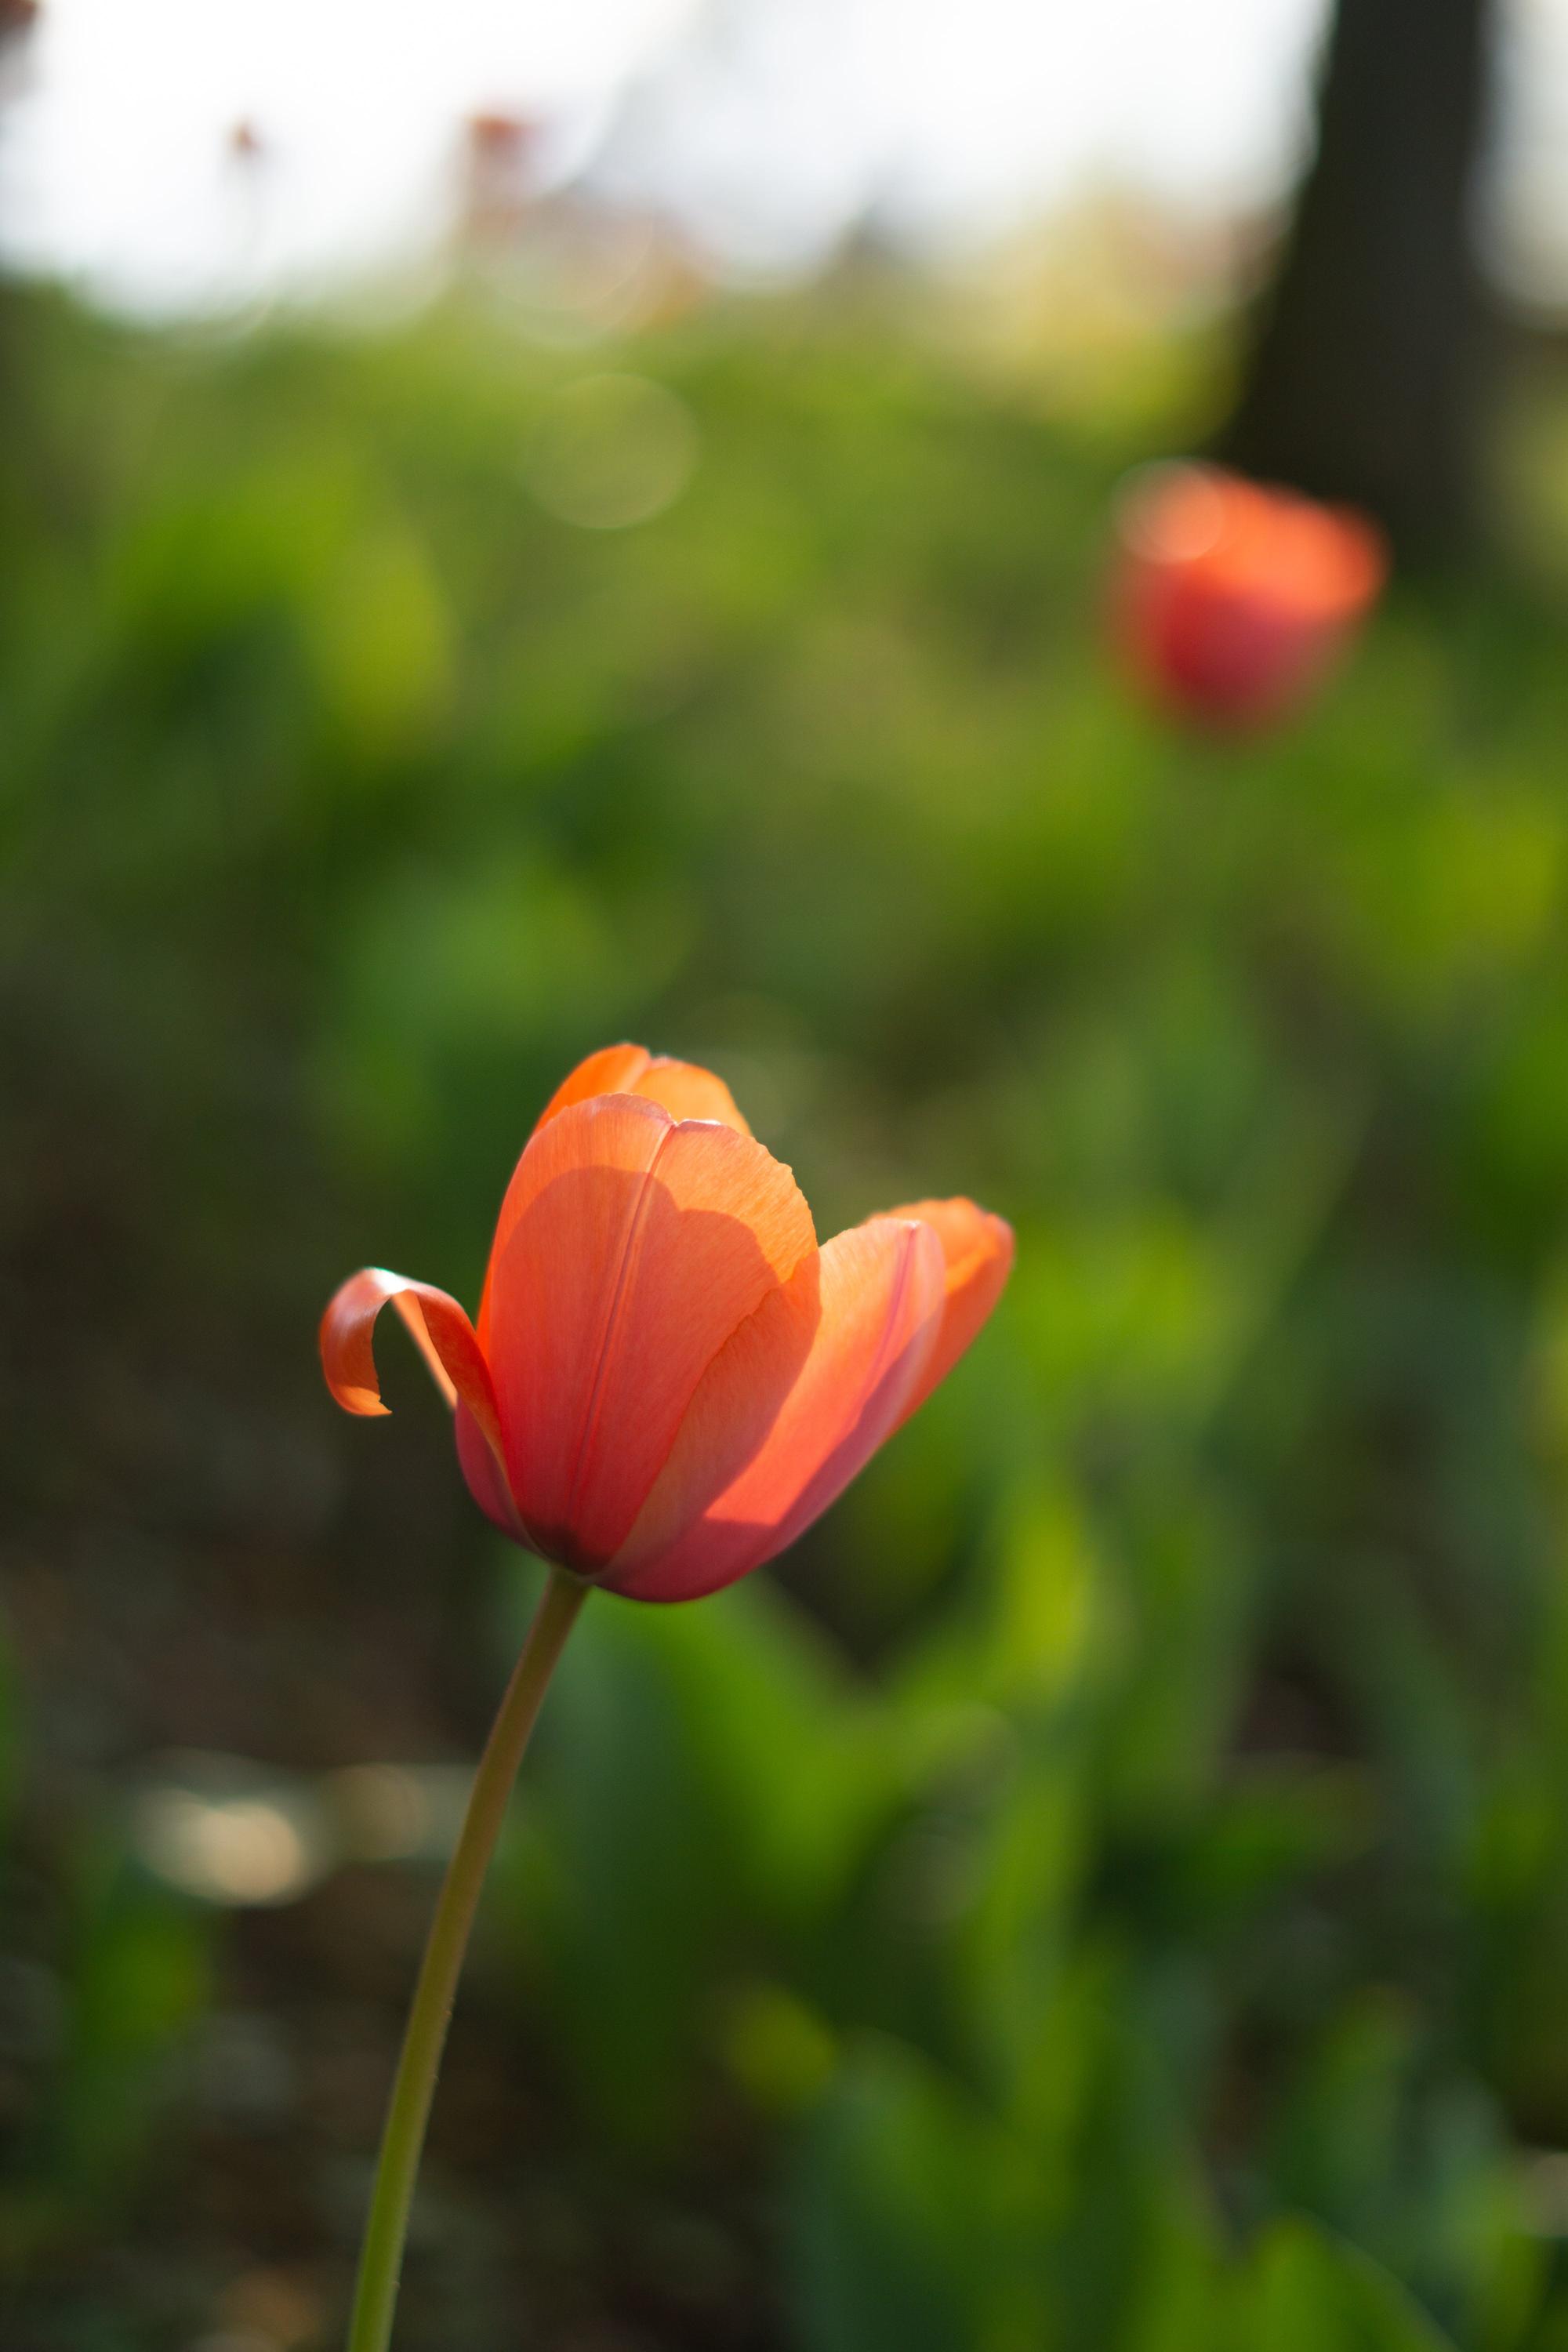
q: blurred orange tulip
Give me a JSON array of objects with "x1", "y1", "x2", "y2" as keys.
[
  {"x1": 321, "y1": 1045, "x2": 1012, "y2": 1602},
  {"x1": 1112, "y1": 461, "x2": 1387, "y2": 729}
]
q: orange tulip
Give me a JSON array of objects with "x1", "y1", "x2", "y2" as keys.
[
  {"x1": 1112, "y1": 461, "x2": 1387, "y2": 729},
  {"x1": 321, "y1": 1044, "x2": 1012, "y2": 1602}
]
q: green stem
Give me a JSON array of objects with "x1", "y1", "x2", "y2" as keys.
[{"x1": 346, "y1": 1565, "x2": 588, "y2": 2352}]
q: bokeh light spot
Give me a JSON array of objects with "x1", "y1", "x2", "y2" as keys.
[{"x1": 523, "y1": 372, "x2": 700, "y2": 528}]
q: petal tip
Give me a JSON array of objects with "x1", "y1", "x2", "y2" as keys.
[{"x1": 337, "y1": 1385, "x2": 391, "y2": 1418}]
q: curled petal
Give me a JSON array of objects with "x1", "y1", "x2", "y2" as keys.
[
  {"x1": 485, "y1": 1095, "x2": 815, "y2": 1569},
  {"x1": 884, "y1": 1197, "x2": 1014, "y2": 1423},
  {"x1": 533, "y1": 1043, "x2": 750, "y2": 1138},
  {"x1": 320, "y1": 1267, "x2": 503, "y2": 1468},
  {"x1": 608, "y1": 1214, "x2": 947, "y2": 1603}
]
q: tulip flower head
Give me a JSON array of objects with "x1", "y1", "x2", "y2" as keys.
[
  {"x1": 322, "y1": 1044, "x2": 1012, "y2": 1603},
  {"x1": 1112, "y1": 461, "x2": 1387, "y2": 730}
]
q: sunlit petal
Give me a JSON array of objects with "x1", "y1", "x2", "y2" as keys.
[
  {"x1": 609, "y1": 1214, "x2": 946, "y2": 1602},
  {"x1": 532, "y1": 1042, "x2": 750, "y2": 1137},
  {"x1": 884, "y1": 1197, "x2": 1014, "y2": 1422},
  {"x1": 628, "y1": 1054, "x2": 752, "y2": 1134},
  {"x1": 486, "y1": 1094, "x2": 815, "y2": 1567},
  {"x1": 532, "y1": 1043, "x2": 656, "y2": 1130}
]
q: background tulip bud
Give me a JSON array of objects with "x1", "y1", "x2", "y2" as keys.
[{"x1": 1111, "y1": 461, "x2": 1388, "y2": 730}]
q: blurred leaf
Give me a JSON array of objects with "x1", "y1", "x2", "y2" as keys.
[
  {"x1": 1236, "y1": 2219, "x2": 1457, "y2": 2352},
  {"x1": 504, "y1": 1572, "x2": 903, "y2": 2137},
  {"x1": 1271, "y1": 1992, "x2": 1417, "y2": 2234},
  {"x1": 28, "y1": 1846, "x2": 211, "y2": 2211},
  {"x1": 1174, "y1": 1764, "x2": 1378, "y2": 1924},
  {"x1": 718, "y1": 1980, "x2": 837, "y2": 2115},
  {"x1": 786, "y1": 2037, "x2": 1014, "y2": 2352},
  {"x1": 306, "y1": 518, "x2": 454, "y2": 759}
]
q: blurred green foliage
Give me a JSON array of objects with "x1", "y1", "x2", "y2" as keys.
[{"x1": 6, "y1": 273, "x2": 1568, "y2": 2347}]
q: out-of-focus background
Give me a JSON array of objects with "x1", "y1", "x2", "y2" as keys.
[{"x1": 9, "y1": 1, "x2": 1568, "y2": 2346}]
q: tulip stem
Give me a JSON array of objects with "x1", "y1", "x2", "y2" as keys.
[{"x1": 345, "y1": 1564, "x2": 588, "y2": 2352}]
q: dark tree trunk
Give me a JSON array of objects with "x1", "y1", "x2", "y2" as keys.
[{"x1": 1219, "y1": 0, "x2": 1494, "y2": 561}]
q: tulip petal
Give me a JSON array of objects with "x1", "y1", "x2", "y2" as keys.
[
  {"x1": 600, "y1": 1251, "x2": 826, "y2": 1577},
  {"x1": 486, "y1": 1047, "x2": 754, "y2": 1342},
  {"x1": 455, "y1": 1399, "x2": 528, "y2": 1541},
  {"x1": 630, "y1": 1056, "x2": 752, "y2": 1134},
  {"x1": 320, "y1": 1267, "x2": 503, "y2": 1466},
  {"x1": 533, "y1": 1044, "x2": 654, "y2": 1127},
  {"x1": 608, "y1": 1214, "x2": 947, "y2": 1603},
  {"x1": 534, "y1": 1043, "x2": 750, "y2": 1136},
  {"x1": 884, "y1": 1197, "x2": 1014, "y2": 1422},
  {"x1": 485, "y1": 1094, "x2": 815, "y2": 1567}
]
